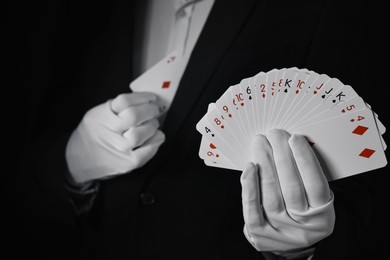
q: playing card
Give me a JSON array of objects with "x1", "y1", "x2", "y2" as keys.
[
  {"x1": 295, "y1": 95, "x2": 387, "y2": 151},
  {"x1": 196, "y1": 68, "x2": 387, "y2": 180},
  {"x1": 282, "y1": 72, "x2": 330, "y2": 128},
  {"x1": 199, "y1": 130, "x2": 241, "y2": 170},
  {"x1": 263, "y1": 69, "x2": 284, "y2": 129},
  {"x1": 276, "y1": 70, "x2": 312, "y2": 128},
  {"x1": 279, "y1": 71, "x2": 320, "y2": 128},
  {"x1": 294, "y1": 84, "x2": 359, "y2": 128},
  {"x1": 290, "y1": 108, "x2": 387, "y2": 180},
  {"x1": 252, "y1": 71, "x2": 268, "y2": 133},
  {"x1": 239, "y1": 77, "x2": 257, "y2": 136},
  {"x1": 366, "y1": 102, "x2": 386, "y2": 135},
  {"x1": 270, "y1": 69, "x2": 310, "y2": 129},
  {"x1": 267, "y1": 68, "x2": 291, "y2": 129},
  {"x1": 227, "y1": 81, "x2": 252, "y2": 139},
  {"x1": 290, "y1": 77, "x2": 345, "y2": 128},
  {"x1": 198, "y1": 103, "x2": 241, "y2": 169},
  {"x1": 130, "y1": 50, "x2": 188, "y2": 115},
  {"x1": 196, "y1": 103, "x2": 247, "y2": 168},
  {"x1": 213, "y1": 88, "x2": 251, "y2": 152}
]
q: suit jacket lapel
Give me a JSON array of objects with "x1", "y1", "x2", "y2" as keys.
[{"x1": 162, "y1": 0, "x2": 260, "y2": 139}]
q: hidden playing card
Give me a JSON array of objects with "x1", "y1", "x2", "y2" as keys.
[
  {"x1": 196, "y1": 68, "x2": 387, "y2": 181},
  {"x1": 130, "y1": 50, "x2": 188, "y2": 115}
]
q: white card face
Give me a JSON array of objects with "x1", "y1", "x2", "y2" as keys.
[
  {"x1": 375, "y1": 116, "x2": 386, "y2": 135},
  {"x1": 199, "y1": 130, "x2": 240, "y2": 169},
  {"x1": 294, "y1": 84, "x2": 359, "y2": 128},
  {"x1": 239, "y1": 77, "x2": 257, "y2": 136},
  {"x1": 203, "y1": 158, "x2": 241, "y2": 171},
  {"x1": 214, "y1": 88, "x2": 250, "y2": 152},
  {"x1": 283, "y1": 73, "x2": 331, "y2": 128},
  {"x1": 276, "y1": 70, "x2": 311, "y2": 128},
  {"x1": 129, "y1": 50, "x2": 188, "y2": 114},
  {"x1": 263, "y1": 68, "x2": 282, "y2": 131},
  {"x1": 291, "y1": 108, "x2": 387, "y2": 181},
  {"x1": 308, "y1": 95, "x2": 367, "y2": 124},
  {"x1": 198, "y1": 103, "x2": 241, "y2": 170},
  {"x1": 280, "y1": 71, "x2": 320, "y2": 128},
  {"x1": 205, "y1": 103, "x2": 249, "y2": 165},
  {"x1": 268, "y1": 68, "x2": 292, "y2": 129},
  {"x1": 196, "y1": 104, "x2": 246, "y2": 168},
  {"x1": 253, "y1": 72, "x2": 268, "y2": 133},
  {"x1": 271, "y1": 69, "x2": 310, "y2": 129},
  {"x1": 196, "y1": 68, "x2": 387, "y2": 181},
  {"x1": 366, "y1": 102, "x2": 386, "y2": 135},
  {"x1": 228, "y1": 82, "x2": 252, "y2": 140},
  {"x1": 199, "y1": 134, "x2": 242, "y2": 171},
  {"x1": 291, "y1": 77, "x2": 345, "y2": 128},
  {"x1": 285, "y1": 75, "x2": 335, "y2": 128}
]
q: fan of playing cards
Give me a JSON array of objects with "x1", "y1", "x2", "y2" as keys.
[{"x1": 196, "y1": 67, "x2": 387, "y2": 181}]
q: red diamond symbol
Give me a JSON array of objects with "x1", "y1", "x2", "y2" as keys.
[
  {"x1": 162, "y1": 81, "x2": 171, "y2": 89},
  {"x1": 352, "y1": 125, "x2": 368, "y2": 135},
  {"x1": 359, "y1": 148, "x2": 375, "y2": 158}
]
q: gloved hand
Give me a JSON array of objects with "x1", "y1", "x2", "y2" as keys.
[
  {"x1": 241, "y1": 129, "x2": 335, "y2": 252},
  {"x1": 66, "y1": 92, "x2": 165, "y2": 184}
]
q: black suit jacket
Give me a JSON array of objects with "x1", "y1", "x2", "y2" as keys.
[{"x1": 4, "y1": 0, "x2": 388, "y2": 259}]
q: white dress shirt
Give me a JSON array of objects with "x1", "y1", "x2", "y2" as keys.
[{"x1": 134, "y1": 0, "x2": 215, "y2": 77}]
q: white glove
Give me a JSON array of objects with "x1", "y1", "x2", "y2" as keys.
[
  {"x1": 241, "y1": 129, "x2": 335, "y2": 252},
  {"x1": 66, "y1": 92, "x2": 165, "y2": 184}
]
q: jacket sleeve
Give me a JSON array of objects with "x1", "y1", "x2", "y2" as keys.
[{"x1": 305, "y1": 0, "x2": 386, "y2": 259}]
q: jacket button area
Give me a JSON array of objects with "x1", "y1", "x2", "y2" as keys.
[{"x1": 140, "y1": 192, "x2": 156, "y2": 205}]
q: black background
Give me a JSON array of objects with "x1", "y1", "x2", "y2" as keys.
[{"x1": 2, "y1": 0, "x2": 389, "y2": 258}]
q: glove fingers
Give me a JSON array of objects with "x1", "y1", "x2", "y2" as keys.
[
  {"x1": 117, "y1": 103, "x2": 160, "y2": 130},
  {"x1": 123, "y1": 119, "x2": 160, "y2": 150},
  {"x1": 131, "y1": 130, "x2": 165, "y2": 168},
  {"x1": 110, "y1": 92, "x2": 158, "y2": 114},
  {"x1": 251, "y1": 134, "x2": 285, "y2": 215},
  {"x1": 241, "y1": 163, "x2": 265, "y2": 229},
  {"x1": 288, "y1": 134, "x2": 331, "y2": 207},
  {"x1": 266, "y1": 129, "x2": 308, "y2": 213}
]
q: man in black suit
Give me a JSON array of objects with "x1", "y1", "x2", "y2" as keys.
[{"x1": 4, "y1": 0, "x2": 387, "y2": 259}]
